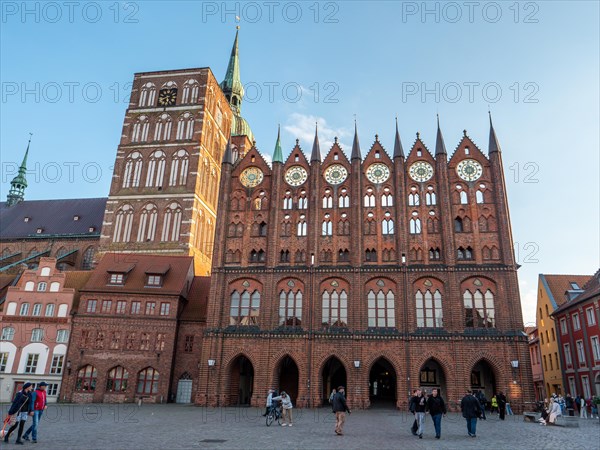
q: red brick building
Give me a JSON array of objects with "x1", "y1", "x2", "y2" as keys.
[
  {"x1": 61, "y1": 254, "x2": 209, "y2": 404},
  {"x1": 0, "y1": 258, "x2": 88, "y2": 402},
  {"x1": 526, "y1": 326, "x2": 545, "y2": 401},
  {"x1": 198, "y1": 117, "x2": 534, "y2": 411},
  {"x1": 552, "y1": 270, "x2": 600, "y2": 399}
]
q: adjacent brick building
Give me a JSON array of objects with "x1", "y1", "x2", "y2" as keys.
[
  {"x1": 61, "y1": 253, "x2": 210, "y2": 404},
  {"x1": 552, "y1": 270, "x2": 600, "y2": 399},
  {"x1": 0, "y1": 258, "x2": 88, "y2": 402},
  {"x1": 198, "y1": 116, "x2": 535, "y2": 412},
  {"x1": 526, "y1": 326, "x2": 545, "y2": 401}
]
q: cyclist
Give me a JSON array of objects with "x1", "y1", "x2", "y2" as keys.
[{"x1": 262, "y1": 389, "x2": 274, "y2": 417}]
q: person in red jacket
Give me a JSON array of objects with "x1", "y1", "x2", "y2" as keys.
[{"x1": 22, "y1": 382, "x2": 48, "y2": 444}]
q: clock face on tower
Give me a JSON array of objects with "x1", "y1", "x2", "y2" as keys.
[
  {"x1": 285, "y1": 166, "x2": 308, "y2": 186},
  {"x1": 240, "y1": 167, "x2": 264, "y2": 188},
  {"x1": 409, "y1": 161, "x2": 434, "y2": 182},
  {"x1": 366, "y1": 163, "x2": 390, "y2": 184},
  {"x1": 158, "y1": 88, "x2": 177, "y2": 106},
  {"x1": 323, "y1": 164, "x2": 348, "y2": 185},
  {"x1": 456, "y1": 159, "x2": 483, "y2": 182}
]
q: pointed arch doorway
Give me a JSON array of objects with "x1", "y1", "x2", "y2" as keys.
[
  {"x1": 321, "y1": 357, "x2": 347, "y2": 405},
  {"x1": 369, "y1": 357, "x2": 397, "y2": 407}
]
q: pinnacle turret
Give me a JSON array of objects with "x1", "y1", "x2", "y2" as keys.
[
  {"x1": 7, "y1": 135, "x2": 31, "y2": 206},
  {"x1": 273, "y1": 125, "x2": 283, "y2": 163},
  {"x1": 351, "y1": 122, "x2": 361, "y2": 160},
  {"x1": 310, "y1": 124, "x2": 321, "y2": 163},
  {"x1": 435, "y1": 115, "x2": 447, "y2": 156},
  {"x1": 393, "y1": 118, "x2": 404, "y2": 159}
]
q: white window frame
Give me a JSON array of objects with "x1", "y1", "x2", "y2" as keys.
[{"x1": 585, "y1": 307, "x2": 596, "y2": 326}]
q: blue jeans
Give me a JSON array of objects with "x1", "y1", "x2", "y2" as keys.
[
  {"x1": 415, "y1": 412, "x2": 425, "y2": 435},
  {"x1": 466, "y1": 417, "x2": 477, "y2": 436},
  {"x1": 23, "y1": 410, "x2": 43, "y2": 440},
  {"x1": 431, "y1": 413, "x2": 442, "y2": 437}
]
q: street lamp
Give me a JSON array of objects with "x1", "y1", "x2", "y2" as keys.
[
  {"x1": 511, "y1": 360, "x2": 519, "y2": 383},
  {"x1": 354, "y1": 360, "x2": 360, "y2": 369},
  {"x1": 208, "y1": 359, "x2": 216, "y2": 367}
]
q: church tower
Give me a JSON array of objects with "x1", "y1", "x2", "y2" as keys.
[
  {"x1": 99, "y1": 30, "x2": 253, "y2": 275},
  {"x1": 6, "y1": 136, "x2": 31, "y2": 207}
]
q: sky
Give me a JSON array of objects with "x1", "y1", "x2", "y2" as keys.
[{"x1": 1, "y1": 1, "x2": 599, "y2": 325}]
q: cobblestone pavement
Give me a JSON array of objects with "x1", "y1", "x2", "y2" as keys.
[{"x1": 1, "y1": 404, "x2": 598, "y2": 449}]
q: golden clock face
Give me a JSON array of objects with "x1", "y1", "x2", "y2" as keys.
[
  {"x1": 323, "y1": 164, "x2": 348, "y2": 185},
  {"x1": 456, "y1": 159, "x2": 483, "y2": 182},
  {"x1": 158, "y1": 88, "x2": 177, "y2": 106},
  {"x1": 409, "y1": 161, "x2": 434, "y2": 182},
  {"x1": 366, "y1": 163, "x2": 390, "y2": 184},
  {"x1": 285, "y1": 166, "x2": 308, "y2": 187},
  {"x1": 240, "y1": 167, "x2": 264, "y2": 188}
]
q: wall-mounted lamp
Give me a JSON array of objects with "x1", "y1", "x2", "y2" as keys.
[
  {"x1": 401, "y1": 253, "x2": 407, "y2": 264},
  {"x1": 353, "y1": 360, "x2": 360, "y2": 368},
  {"x1": 208, "y1": 359, "x2": 216, "y2": 367},
  {"x1": 511, "y1": 360, "x2": 519, "y2": 382},
  {"x1": 66, "y1": 360, "x2": 72, "y2": 375}
]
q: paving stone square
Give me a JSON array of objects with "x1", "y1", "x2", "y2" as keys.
[{"x1": 1, "y1": 404, "x2": 599, "y2": 449}]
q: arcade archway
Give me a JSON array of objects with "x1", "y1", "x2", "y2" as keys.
[
  {"x1": 419, "y1": 358, "x2": 447, "y2": 397},
  {"x1": 369, "y1": 357, "x2": 397, "y2": 407},
  {"x1": 229, "y1": 355, "x2": 254, "y2": 405},
  {"x1": 470, "y1": 360, "x2": 497, "y2": 400},
  {"x1": 321, "y1": 357, "x2": 347, "y2": 405},
  {"x1": 276, "y1": 356, "x2": 299, "y2": 404}
]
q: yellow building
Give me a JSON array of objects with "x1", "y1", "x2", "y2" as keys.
[{"x1": 536, "y1": 274, "x2": 591, "y2": 397}]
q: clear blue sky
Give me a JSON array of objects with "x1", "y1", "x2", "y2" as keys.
[{"x1": 1, "y1": 1, "x2": 599, "y2": 324}]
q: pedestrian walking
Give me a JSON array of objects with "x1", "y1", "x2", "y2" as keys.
[
  {"x1": 460, "y1": 390, "x2": 481, "y2": 437},
  {"x1": 497, "y1": 391, "x2": 507, "y2": 420},
  {"x1": 476, "y1": 390, "x2": 487, "y2": 420},
  {"x1": 22, "y1": 382, "x2": 48, "y2": 444},
  {"x1": 580, "y1": 395, "x2": 587, "y2": 419},
  {"x1": 565, "y1": 393, "x2": 575, "y2": 416},
  {"x1": 3, "y1": 383, "x2": 34, "y2": 445},
  {"x1": 271, "y1": 391, "x2": 293, "y2": 426},
  {"x1": 409, "y1": 389, "x2": 419, "y2": 435},
  {"x1": 426, "y1": 388, "x2": 447, "y2": 439},
  {"x1": 491, "y1": 394, "x2": 498, "y2": 414},
  {"x1": 332, "y1": 386, "x2": 351, "y2": 435},
  {"x1": 575, "y1": 394, "x2": 581, "y2": 415},
  {"x1": 414, "y1": 389, "x2": 427, "y2": 439}
]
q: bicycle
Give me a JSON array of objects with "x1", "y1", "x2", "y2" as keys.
[{"x1": 266, "y1": 405, "x2": 282, "y2": 427}]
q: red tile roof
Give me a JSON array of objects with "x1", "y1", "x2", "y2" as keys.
[
  {"x1": 541, "y1": 274, "x2": 592, "y2": 308},
  {"x1": 180, "y1": 276, "x2": 211, "y2": 321},
  {"x1": 64, "y1": 271, "x2": 94, "y2": 311},
  {"x1": 82, "y1": 253, "x2": 194, "y2": 296},
  {"x1": 553, "y1": 270, "x2": 600, "y2": 315}
]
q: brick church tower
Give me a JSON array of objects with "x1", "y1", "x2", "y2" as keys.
[
  {"x1": 198, "y1": 116, "x2": 533, "y2": 410},
  {"x1": 99, "y1": 30, "x2": 253, "y2": 275}
]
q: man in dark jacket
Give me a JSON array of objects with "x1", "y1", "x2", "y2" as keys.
[
  {"x1": 332, "y1": 386, "x2": 350, "y2": 435},
  {"x1": 4, "y1": 382, "x2": 34, "y2": 445},
  {"x1": 497, "y1": 391, "x2": 507, "y2": 420},
  {"x1": 409, "y1": 389, "x2": 419, "y2": 435},
  {"x1": 426, "y1": 388, "x2": 447, "y2": 439},
  {"x1": 460, "y1": 390, "x2": 481, "y2": 437}
]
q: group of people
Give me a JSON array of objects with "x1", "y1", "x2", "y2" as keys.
[
  {"x1": 263, "y1": 389, "x2": 294, "y2": 426},
  {"x1": 2, "y1": 381, "x2": 49, "y2": 445},
  {"x1": 409, "y1": 388, "x2": 447, "y2": 439},
  {"x1": 561, "y1": 393, "x2": 599, "y2": 418}
]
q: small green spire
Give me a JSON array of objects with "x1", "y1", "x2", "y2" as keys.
[
  {"x1": 220, "y1": 27, "x2": 244, "y2": 115},
  {"x1": 273, "y1": 125, "x2": 283, "y2": 163},
  {"x1": 7, "y1": 134, "x2": 31, "y2": 206}
]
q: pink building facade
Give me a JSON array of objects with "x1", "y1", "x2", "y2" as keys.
[{"x1": 0, "y1": 258, "x2": 77, "y2": 402}]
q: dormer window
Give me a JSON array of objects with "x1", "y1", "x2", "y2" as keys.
[
  {"x1": 74, "y1": 215, "x2": 80, "y2": 221},
  {"x1": 24, "y1": 217, "x2": 30, "y2": 223},
  {"x1": 88, "y1": 226, "x2": 96, "y2": 232},
  {"x1": 36, "y1": 228, "x2": 43, "y2": 234},
  {"x1": 146, "y1": 275, "x2": 162, "y2": 287},
  {"x1": 570, "y1": 282, "x2": 580, "y2": 290},
  {"x1": 109, "y1": 273, "x2": 125, "y2": 285}
]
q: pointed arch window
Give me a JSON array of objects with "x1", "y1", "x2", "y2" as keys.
[
  {"x1": 416, "y1": 289, "x2": 443, "y2": 328},
  {"x1": 169, "y1": 149, "x2": 189, "y2": 186},
  {"x1": 298, "y1": 195, "x2": 307, "y2": 209},
  {"x1": 381, "y1": 193, "x2": 393, "y2": 207},
  {"x1": 464, "y1": 289, "x2": 495, "y2": 327},
  {"x1": 283, "y1": 196, "x2": 293, "y2": 210},
  {"x1": 363, "y1": 193, "x2": 375, "y2": 207},
  {"x1": 295, "y1": 250, "x2": 306, "y2": 263},
  {"x1": 322, "y1": 194, "x2": 333, "y2": 208},
  {"x1": 154, "y1": 113, "x2": 172, "y2": 141},
  {"x1": 408, "y1": 193, "x2": 420, "y2": 206},
  {"x1": 281, "y1": 220, "x2": 292, "y2": 237},
  {"x1": 321, "y1": 289, "x2": 348, "y2": 328},
  {"x1": 460, "y1": 191, "x2": 468, "y2": 204},
  {"x1": 409, "y1": 218, "x2": 421, "y2": 234},
  {"x1": 338, "y1": 249, "x2": 350, "y2": 262},
  {"x1": 365, "y1": 248, "x2": 377, "y2": 262},
  {"x1": 297, "y1": 220, "x2": 307, "y2": 236},
  {"x1": 279, "y1": 289, "x2": 302, "y2": 327},
  {"x1": 455, "y1": 217, "x2": 464, "y2": 232},
  {"x1": 139, "y1": 82, "x2": 156, "y2": 107},
  {"x1": 429, "y1": 247, "x2": 441, "y2": 260},
  {"x1": 176, "y1": 112, "x2": 195, "y2": 140},
  {"x1": 365, "y1": 217, "x2": 377, "y2": 235},
  {"x1": 280, "y1": 250, "x2": 290, "y2": 263},
  {"x1": 137, "y1": 367, "x2": 159, "y2": 394},
  {"x1": 322, "y1": 219, "x2": 332, "y2": 236},
  {"x1": 76, "y1": 365, "x2": 97, "y2": 391},
  {"x1": 426, "y1": 191, "x2": 437, "y2": 205},
  {"x1": 476, "y1": 190, "x2": 484, "y2": 204},
  {"x1": 131, "y1": 116, "x2": 150, "y2": 143},
  {"x1": 337, "y1": 219, "x2": 350, "y2": 235},
  {"x1": 427, "y1": 217, "x2": 440, "y2": 234},
  {"x1": 122, "y1": 152, "x2": 143, "y2": 188},
  {"x1": 367, "y1": 289, "x2": 395, "y2": 328},
  {"x1": 457, "y1": 246, "x2": 474, "y2": 260},
  {"x1": 137, "y1": 203, "x2": 158, "y2": 242},
  {"x1": 249, "y1": 249, "x2": 266, "y2": 263},
  {"x1": 230, "y1": 289, "x2": 261, "y2": 326},
  {"x1": 181, "y1": 79, "x2": 199, "y2": 104},
  {"x1": 338, "y1": 191, "x2": 350, "y2": 208},
  {"x1": 145, "y1": 150, "x2": 166, "y2": 187},
  {"x1": 82, "y1": 246, "x2": 95, "y2": 270},
  {"x1": 382, "y1": 213, "x2": 394, "y2": 235},
  {"x1": 160, "y1": 202, "x2": 182, "y2": 242},
  {"x1": 106, "y1": 366, "x2": 129, "y2": 392},
  {"x1": 113, "y1": 204, "x2": 134, "y2": 242}
]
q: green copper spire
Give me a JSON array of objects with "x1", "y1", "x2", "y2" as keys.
[
  {"x1": 273, "y1": 125, "x2": 283, "y2": 163},
  {"x1": 220, "y1": 27, "x2": 244, "y2": 115},
  {"x1": 7, "y1": 134, "x2": 31, "y2": 206}
]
